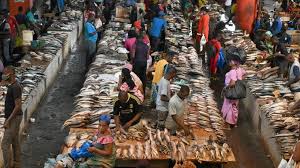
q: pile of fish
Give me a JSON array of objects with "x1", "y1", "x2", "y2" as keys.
[
  {"x1": 48, "y1": 10, "x2": 82, "y2": 31},
  {"x1": 213, "y1": 1, "x2": 299, "y2": 159},
  {"x1": 116, "y1": 127, "x2": 189, "y2": 160},
  {"x1": 63, "y1": 56, "x2": 124, "y2": 128},
  {"x1": 16, "y1": 66, "x2": 45, "y2": 100},
  {"x1": 63, "y1": 10, "x2": 129, "y2": 129},
  {"x1": 190, "y1": 138, "x2": 232, "y2": 162},
  {"x1": 261, "y1": 100, "x2": 299, "y2": 159},
  {"x1": 165, "y1": 1, "x2": 227, "y2": 143}
]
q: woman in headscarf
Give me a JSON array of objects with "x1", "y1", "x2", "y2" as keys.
[
  {"x1": 221, "y1": 60, "x2": 246, "y2": 127},
  {"x1": 118, "y1": 64, "x2": 144, "y2": 102},
  {"x1": 56, "y1": 114, "x2": 116, "y2": 168}
]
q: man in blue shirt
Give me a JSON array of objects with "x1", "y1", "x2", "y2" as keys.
[
  {"x1": 84, "y1": 13, "x2": 98, "y2": 68},
  {"x1": 149, "y1": 11, "x2": 167, "y2": 52}
]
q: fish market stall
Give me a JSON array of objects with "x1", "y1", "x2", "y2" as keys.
[
  {"x1": 52, "y1": 1, "x2": 236, "y2": 168},
  {"x1": 191, "y1": 1, "x2": 300, "y2": 166},
  {"x1": 0, "y1": 7, "x2": 83, "y2": 167},
  {"x1": 47, "y1": 9, "x2": 84, "y2": 53}
]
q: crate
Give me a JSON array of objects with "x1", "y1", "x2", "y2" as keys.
[{"x1": 115, "y1": 6, "x2": 129, "y2": 19}]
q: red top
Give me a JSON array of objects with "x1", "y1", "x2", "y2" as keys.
[
  {"x1": 197, "y1": 14, "x2": 210, "y2": 42},
  {"x1": 7, "y1": 16, "x2": 18, "y2": 37},
  {"x1": 208, "y1": 39, "x2": 222, "y2": 75}
]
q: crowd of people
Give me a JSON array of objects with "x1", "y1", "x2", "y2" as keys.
[{"x1": 0, "y1": 0, "x2": 299, "y2": 167}]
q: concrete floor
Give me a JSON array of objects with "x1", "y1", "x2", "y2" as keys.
[
  {"x1": 21, "y1": 38, "x2": 86, "y2": 168},
  {"x1": 210, "y1": 77, "x2": 274, "y2": 168}
]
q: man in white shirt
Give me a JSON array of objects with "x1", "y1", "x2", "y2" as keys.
[
  {"x1": 156, "y1": 67, "x2": 176, "y2": 129},
  {"x1": 165, "y1": 85, "x2": 193, "y2": 137}
]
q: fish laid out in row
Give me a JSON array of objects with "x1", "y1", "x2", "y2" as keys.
[
  {"x1": 216, "y1": 2, "x2": 298, "y2": 160},
  {"x1": 63, "y1": 17, "x2": 129, "y2": 129},
  {"x1": 165, "y1": 0, "x2": 229, "y2": 147},
  {"x1": 261, "y1": 100, "x2": 299, "y2": 159}
]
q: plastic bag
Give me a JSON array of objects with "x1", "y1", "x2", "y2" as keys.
[
  {"x1": 286, "y1": 155, "x2": 296, "y2": 168},
  {"x1": 224, "y1": 80, "x2": 247, "y2": 100},
  {"x1": 69, "y1": 141, "x2": 94, "y2": 160},
  {"x1": 278, "y1": 159, "x2": 288, "y2": 168},
  {"x1": 199, "y1": 34, "x2": 206, "y2": 52}
]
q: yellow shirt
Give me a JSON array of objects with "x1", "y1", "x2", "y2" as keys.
[{"x1": 152, "y1": 59, "x2": 168, "y2": 84}]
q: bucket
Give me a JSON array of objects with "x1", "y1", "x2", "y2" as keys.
[{"x1": 22, "y1": 30, "x2": 33, "y2": 46}]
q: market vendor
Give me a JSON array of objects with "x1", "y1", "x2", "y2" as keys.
[
  {"x1": 269, "y1": 36, "x2": 290, "y2": 77},
  {"x1": 165, "y1": 85, "x2": 193, "y2": 137},
  {"x1": 56, "y1": 114, "x2": 116, "y2": 168},
  {"x1": 156, "y1": 67, "x2": 176, "y2": 129},
  {"x1": 113, "y1": 91, "x2": 143, "y2": 131},
  {"x1": 117, "y1": 67, "x2": 144, "y2": 102},
  {"x1": 276, "y1": 26, "x2": 292, "y2": 45},
  {"x1": 286, "y1": 53, "x2": 300, "y2": 101}
]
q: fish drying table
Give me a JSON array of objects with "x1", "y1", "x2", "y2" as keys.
[{"x1": 63, "y1": 128, "x2": 235, "y2": 166}]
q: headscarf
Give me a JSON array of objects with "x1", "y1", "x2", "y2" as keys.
[
  {"x1": 123, "y1": 63, "x2": 133, "y2": 71},
  {"x1": 99, "y1": 114, "x2": 111, "y2": 124}
]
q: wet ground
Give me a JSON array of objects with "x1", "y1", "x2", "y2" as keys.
[{"x1": 21, "y1": 38, "x2": 86, "y2": 168}]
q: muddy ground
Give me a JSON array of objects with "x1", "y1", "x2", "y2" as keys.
[{"x1": 21, "y1": 38, "x2": 86, "y2": 168}]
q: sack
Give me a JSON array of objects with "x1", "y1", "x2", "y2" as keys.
[
  {"x1": 217, "y1": 48, "x2": 226, "y2": 69},
  {"x1": 199, "y1": 34, "x2": 206, "y2": 52},
  {"x1": 224, "y1": 80, "x2": 247, "y2": 100}
]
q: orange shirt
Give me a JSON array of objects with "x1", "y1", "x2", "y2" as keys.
[{"x1": 197, "y1": 14, "x2": 209, "y2": 42}]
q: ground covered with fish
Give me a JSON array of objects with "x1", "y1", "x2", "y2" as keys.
[{"x1": 21, "y1": 39, "x2": 86, "y2": 168}]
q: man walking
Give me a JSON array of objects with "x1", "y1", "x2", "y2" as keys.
[
  {"x1": 84, "y1": 13, "x2": 98, "y2": 68},
  {"x1": 131, "y1": 34, "x2": 150, "y2": 93},
  {"x1": 156, "y1": 67, "x2": 176, "y2": 129},
  {"x1": 1, "y1": 66, "x2": 23, "y2": 168},
  {"x1": 149, "y1": 11, "x2": 166, "y2": 52}
]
